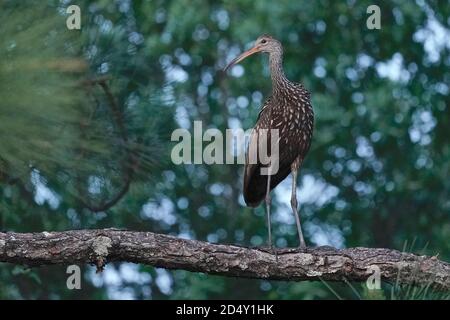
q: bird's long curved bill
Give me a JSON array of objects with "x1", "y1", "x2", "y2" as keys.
[{"x1": 224, "y1": 47, "x2": 259, "y2": 72}]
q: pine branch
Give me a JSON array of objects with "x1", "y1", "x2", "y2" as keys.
[
  {"x1": 76, "y1": 78, "x2": 138, "y2": 212},
  {"x1": 0, "y1": 229, "x2": 448, "y2": 290}
]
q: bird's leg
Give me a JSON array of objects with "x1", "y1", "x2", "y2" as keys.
[
  {"x1": 265, "y1": 166, "x2": 273, "y2": 249},
  {"x1": 291, "y1": 165, "x2": 306, "y2": 248},
  {"x1": 265, "y1": 167, "x2": 279, "y2": 262}
]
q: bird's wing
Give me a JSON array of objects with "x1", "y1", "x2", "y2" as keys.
[
  {"x1": 243, "y1": 98, "x2": 314, "y2": 207},
  {"x1": 255, "y1": 96, "x2": 271, "y2": 122},
  {"x1": 243, "y1": 98, "x2": 272, "y2": 206},
  {"x1": 244, "y1": 97, "x2": 294, "y2": 206}
]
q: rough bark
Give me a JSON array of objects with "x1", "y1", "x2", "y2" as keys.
[{"x1": 0, "y1": 228, "x2": 448, "y2": 290}]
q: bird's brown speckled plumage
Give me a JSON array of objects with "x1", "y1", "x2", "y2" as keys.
[
  {"x1": 225, "y1": 34, "x2": 314, "y2": 248},
  {"x1": 243, "y1": 37, "x2": 314, "y2": 207}
]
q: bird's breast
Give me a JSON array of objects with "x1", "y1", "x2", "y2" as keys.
[
  {"x1": 265, "y1": 93, "x2": 314, "y2": 148},
  {"x1": 271, "y1": 97, "x2": 313, "y2": 129}
]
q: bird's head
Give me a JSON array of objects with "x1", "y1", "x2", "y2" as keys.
[{"x1": 224, "y1": 34, "x2": 282, "y2": 71}]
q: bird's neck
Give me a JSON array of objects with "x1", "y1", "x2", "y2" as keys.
[{"x1": 269, "y1": 51, "x2": 288, "y2": 97}]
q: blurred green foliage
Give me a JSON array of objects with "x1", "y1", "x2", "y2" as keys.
[{"x1": 0, "y1": 0, "x2": 449, "y2": 299}]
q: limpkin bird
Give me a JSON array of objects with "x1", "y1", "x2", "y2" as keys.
[{"x1": 225, "y1": 35, "x2": 314, "y2": 248}]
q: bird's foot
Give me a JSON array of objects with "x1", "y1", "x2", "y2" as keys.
[
  {"x1": 255, "y1": 245, "x2": 279, "y2": 261},
  {"x1": 298, "y1": 235, "x2": 307, "y2": 251},
  {"x1": 299, "y1": 240, "x2": 307, "y2": 248},
  {"x1": 255, "y1": 245, "x2": 276, "y2": 253}
]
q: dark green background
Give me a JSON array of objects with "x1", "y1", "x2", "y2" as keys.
[{"x1": 0, "y1": 0, "x2": 449, "y2": 299}]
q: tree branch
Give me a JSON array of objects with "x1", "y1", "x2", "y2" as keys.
[{"x1": 0, "y1": 229, "x2": 448, "y2": 290}]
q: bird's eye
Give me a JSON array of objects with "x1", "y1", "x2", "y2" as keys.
[{"x1": 261, "y1": 39, "x2": 267, "y2": 44}]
